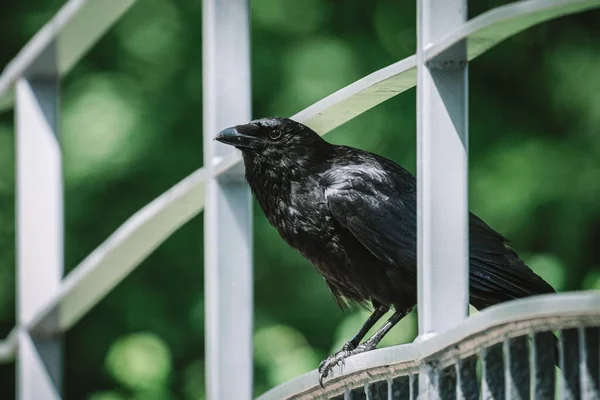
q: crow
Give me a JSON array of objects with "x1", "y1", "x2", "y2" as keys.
[{"x1": 215, "y1": 117, "x2": 555, "y2": 385}]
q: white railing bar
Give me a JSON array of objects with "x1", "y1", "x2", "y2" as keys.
[
  {"x1": 256, "y1": 291, "x2": 600, "y2": 400},
  {"x1": 292, "y1": 55, "x2": 417, "y2": 135},
  {"x1": 416, "y1": 0, "x2": 469, "y2": 338},
  {"x1": 417, "y1": 0, "x2": 469, "y2": 393},
  {"x1": 0, "y1": 328, "x2": 18, "y2": 363},
  {"x1": 202, "y1": 0, "x2": 253, "y2": 398},
  {"x1": 16, "y1": 66, "x2": 63, "y2": 398},
  {"x1": 425, "y1": 0, "x2": 600, "y2": 62},
  {"x1": 0, "y1": 0, "x2": 137, "y2": 112}
]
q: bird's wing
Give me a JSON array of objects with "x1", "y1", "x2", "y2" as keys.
[
  {"x1": 323, "y1": 167, "x2": 418, "y2": 269},
  {"x1": 468, "y1": 214, "x2": 555, "y2": 305},
  {"x1": 322, "y1": 165, "x2": 554, "y2": 304}
]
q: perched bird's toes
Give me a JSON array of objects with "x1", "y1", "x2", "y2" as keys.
[
  {"x1": 318, "y1": 351, "x2": 343, "y2": 373},
  {"x1": 319, "y1": 343, "x2": 378, "y2": 386},
  {"x1": 318, "y1": 370, "x2": 327, "y2": 388},
  {"x1": 317, "y1": 350, "x2": 351, "y2": 387},
  {"x1": 317, "y1": 358, "x2": 328, "y2": 374},
  {"x1": 318, "y1": 360, "x2": 336, "y2": 387}
]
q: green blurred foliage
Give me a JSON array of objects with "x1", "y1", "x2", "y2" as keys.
[{"x1": 0, "y1": 0, "x2": 599, "y2": 399}]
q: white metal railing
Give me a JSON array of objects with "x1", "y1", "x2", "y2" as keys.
[
  {"x1": 257, "y1": 292, "x2": 600, "y2": 399},
  {"x1": 202, "y1": 0, "x2": 253, "y2": 398},
  {"x1": 0, "y1": 0, "x2": 599, "y2": 399},
  {"x1": 417, "y1": 0, "x2": 470, "y2": 337}
]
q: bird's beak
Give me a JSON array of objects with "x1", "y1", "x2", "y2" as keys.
[{"x1": 214, "y1": 127, "x2": 258, "y2": 149}]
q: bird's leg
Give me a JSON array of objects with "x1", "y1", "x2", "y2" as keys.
[
  {"x1": 318, "y1": 304, "x2": 388, "y2": 377},
  {"x1": 318, "y1": 308, "x2": 411, "y2": 387},
  {"x1": 343, "y1": 304, "x2": 389, "y2": 351}
]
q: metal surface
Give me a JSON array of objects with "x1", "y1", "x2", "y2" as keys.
[
  {"x1": 416, "y1": 0, "x2": 469, "y2": 336},
  {"x1": 256, "y1": 292, "x2": 600, "y2": 400},
  {"x1": 425, "y1": 0, "x2": 600, "y2": 62},
  {"x1": 18, "y1": 332, "x2": 61, "y2": 399},
  {"x1": 202, "y1": 0, "x2": 253, "y2": 400},
  {"x1": 0, "y1": 0, "x2": 137, "y2": 112},
  {"x1": 410, "y1": 374, "x2": 419, "y2": 400},
  {"x1": 292, "y1": 56, "x2": 417, "y2": 135},
  {"x1": 16, "y1": 61, "x2": 62, "y2": 398},
  {"x1": 0, "y1": 329, "x2": 18, "y2": 363}
]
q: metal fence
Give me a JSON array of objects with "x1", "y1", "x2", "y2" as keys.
[
  {"x1": 0, "y1": 0, "x2": 599, "y2": 399},
  {"x1": 259, "y1": 293, "x2": 600, "y2": 399}
]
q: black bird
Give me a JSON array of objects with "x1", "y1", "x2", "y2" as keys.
[{"x1": 215, "y1": 117, "x2": 555, "y2": 385}]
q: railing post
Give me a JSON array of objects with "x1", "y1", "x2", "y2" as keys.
[
  {"x1": 416, "y1": 0, "x2": 469, "y2": 394},
  {"x1": 15, "y1": 42, "x2": 63, "y2": 400},
  {"x1": 202, "y1": 0, "x2": 253, "y2": 399}
]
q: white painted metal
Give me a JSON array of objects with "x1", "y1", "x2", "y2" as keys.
[
  {"x1": 293, "y1": 56, "x2": 417, "y2": 135},
  {"x1": 0, "y1": 329, "x2": 17, "y2": 363},
  {"x1": 16, "y1": 61, "x2": 62, "y2": 398},
  {"x1": 256, "y1": 292, "x2": 600, "y2": 400},
  {"x1": 425, "y1": 0, "x2": 600, "y2": 62},
  {"x1": 17, "y1": 332, "x2": 62, "y2": 399},
  {"x1": 417, "y1": 0, "x2": 469, "y2": 336},
  {"x1": 417, "y1": 1, "x2": 468, "y2": 397},
  {"x1": 202, "y1": 0, "x2": 253, "y2": 399},
  {"x1": 0, "y1": 0, "x2": 137, "y2": 111}
]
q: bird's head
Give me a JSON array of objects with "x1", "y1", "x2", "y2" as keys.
[{"x1": 214, "y1": 117, "x2": 330, "y2": 158}]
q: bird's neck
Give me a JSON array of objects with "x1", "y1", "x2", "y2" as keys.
[{"x1": 241, "y1": 146, "x2": 333, "y2": 221}]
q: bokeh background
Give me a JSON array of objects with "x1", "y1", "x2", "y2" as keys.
[{"x1": 0, "y1": 0, "x2": 599, "y2": 398}]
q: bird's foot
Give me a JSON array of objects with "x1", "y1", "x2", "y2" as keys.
[{"x1": 318, "y1": 342, "x2": 376, "y2": 388}]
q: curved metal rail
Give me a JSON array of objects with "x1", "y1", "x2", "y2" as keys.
[
  {"x1": 257, "y1": 292, "x2": 600, "y2": 399},
  {"x1": 0, "y1": 0, "x2": 136, "y2": 111}
]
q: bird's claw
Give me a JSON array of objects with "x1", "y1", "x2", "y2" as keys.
[
  {"x1": 318, "y1": 343, "x2": 374, "y2": 388},
  {"x1": 318, "y1": 351, "x2": 347, "y2": 387}
]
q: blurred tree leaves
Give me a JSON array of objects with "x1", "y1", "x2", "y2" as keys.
[
  {"x1": 106, "y1": 332, "x2": 172, "y2": 392},
  {"x1": 0, "y1": 0, "x2": 598, "y2": 399}
]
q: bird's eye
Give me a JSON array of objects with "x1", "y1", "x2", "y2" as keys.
[{"x1": 269, "y1": 130, "x2": 282, "y2": 140}]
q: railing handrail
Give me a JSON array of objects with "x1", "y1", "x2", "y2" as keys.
[
  {"x1": 0, "y1": 0, "x2": 137, "y2": 112},
  {"x1": 256, "y1": 292, "x2": 600, "y2": 400},
  {"x1": 427, "y1": 0, "x2": 600, "y2": 62}
]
